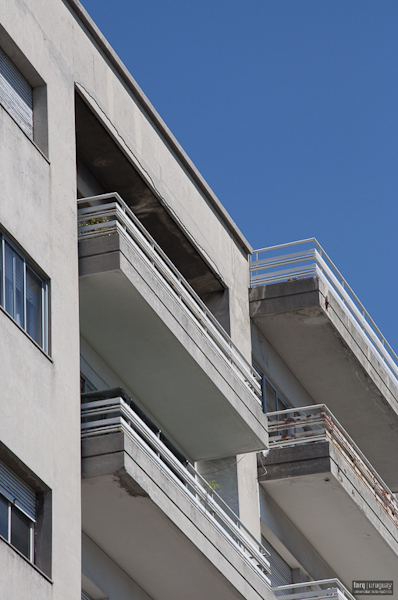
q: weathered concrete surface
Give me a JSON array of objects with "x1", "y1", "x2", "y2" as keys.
[
  {"x1": 0, "y1": 2, "x2": 82, "y2": 598},
  {"x1": 250, "y1": 277, "x2": 398, "y2": 490},
  {"x1": 76, "y1": 94, "x2": 226, "y2": 300},
  {"x1": 79, "y1": 231, "x2": 268, "y2": 461},
  {"x1": 82, "y1": 534, "x2": 152, "y2": 600},
  {"x1": 81, "y1": 431, "x2": 274, "y2": 600},
  {"x1": 0, "y1": 542, "x2": 52, "y2": 600},
  {"x1": 259, "y1": 441, "x2": 398, "y2": 596},
  {"x1": 259, "y1": 486, "x2": 337, "y2": 582}
]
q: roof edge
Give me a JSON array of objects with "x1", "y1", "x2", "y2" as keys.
[{"x1": 65, "y1": 0, "x2": 253, "y2": 255}]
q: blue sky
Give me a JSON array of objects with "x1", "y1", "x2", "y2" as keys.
[{"x1": 79, "y1": 0, "x2": 398, "y2": 354}]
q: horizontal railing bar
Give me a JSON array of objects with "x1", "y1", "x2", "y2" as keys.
[
  {"x1": 272, "y1": 578, "x2": 356, "y2": 600},
  {"x1": 81, "y1": 400, "x2": 265, "y2": 552},
  {"x1": 314, "y1": 256, "x2": 398, "y2": 375},
  {"x1": 250, "y1": 265, "x2": 316, "y2": 282},
  {"x1": 78, "y1": 194, "x2": 261, "y2": 399},
  {"x1": 250, "y1": 249, "x2": 316, "y2": 269},
  {"x1": 81, "y1": 396, "x2": 271, "y2": 579},
  {"x1": 251, "y1": 239, "x2": 398, "y2": 384},
  {"x1": 266, "y1": 405, "x2": 398, "y2": 521},
  {"x1": 252, "y1": 237, "x2": 320, "y2": 256}
]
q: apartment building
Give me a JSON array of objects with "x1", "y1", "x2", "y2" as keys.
[{"x1": 0, "y1": 1, "x2": 397, "y2": 599}]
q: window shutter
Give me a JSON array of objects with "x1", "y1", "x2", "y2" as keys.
[
  {"x1": 262, "y1": 537, "x2": 293, "y2": 593},
  {"x1": 0, "y1": 46, "x2": 33, "y2": 138},
  {"x1": 0, "y1": 460, "x2": 36, "y2": 521}
]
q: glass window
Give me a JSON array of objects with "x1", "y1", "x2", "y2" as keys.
[
  {"x1": 11, "y1": 505, "x2": 31, "y2": 559},
  {"x1": 5, "y1": 243, "x2": 24, "y2": 327},
  {"x1": 0, "y1": 233, "x2": 48, "y2": 352},
  {"x1": 264, "y1": 380, "x2": 277, "y2": 412},
  {"x1": 0, "y1": 495, "x2": 8, "y2": 540},
  {"x1": 26, "y1": 268, "x2": 42, "y2": 345},
  {"x1": 81, "y1": 374, "x2": 96, "y2": 394}
]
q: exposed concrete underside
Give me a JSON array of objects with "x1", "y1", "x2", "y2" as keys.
[
  {"x1": 79, "y1": 232, "x2": 268, "y2": 461},
  {"x1": 250, "y1": 277, "x2": 398, "y2": 490},
  {"x1": 81, "y1": 432, "x2": 273, "y2": 600},
  {"x1": 259, "y1": 441, "x2": 398, "y2": 596},
  {"x1": 75, "y1": 93, "x2": 225, "y2": 298}
]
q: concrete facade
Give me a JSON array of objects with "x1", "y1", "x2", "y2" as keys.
[{"x1": 0, "y1": 1, "x2": 397, "y2": 600}]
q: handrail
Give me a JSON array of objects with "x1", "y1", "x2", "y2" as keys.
[
  {"x1": 77, "y1": 193, "x2": 261, "y2": 400},
  {"x1": 273, "y1": 579, "x2": 356, "y2": 600},
  {"x1": 81, "y1": 394, "x2": 271, "y2": 583},
  {"x1": 250, "y1": 238, "x2": 398, "y2": 386},
  {"x1": 267, "y1": 404, "x2": 398, "y2": 525}
]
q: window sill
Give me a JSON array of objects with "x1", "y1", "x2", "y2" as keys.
[
  {"x1": 0, "y1": 534, "x2": 53, "y2": 584},
  {"x1": 0, "y1": 104, "x2": 50, "y2": 164},
  {"x1": 0, "y1": 305, "x2": 52, "y2": 362}
]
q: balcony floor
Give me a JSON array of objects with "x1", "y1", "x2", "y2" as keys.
[
  {"x1": 79, "y1": 230, "x2": 267, "y2": 461},
  {"x1": 82, "y1": 430, "x2": 273, "y2": 600},
  {"x1": 259, "y1": 441, "x2": 398, "y2": 594}
]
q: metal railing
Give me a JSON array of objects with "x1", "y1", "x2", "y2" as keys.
[
  {"x1": 273, "y1": 579, "x2": 356, "y2": 600},
  {"x1": 78, "y1": 193, "x2": 261, "y2": 401},
  {"x1": 267, "y1": 404, "x2": 398, "y2": 526},
  {"x1": 250, "y1": 238, "x2": 398, "y2": 385},
  {"x1": 81, "y1": 392, "x2": 271, "y2": 585}
]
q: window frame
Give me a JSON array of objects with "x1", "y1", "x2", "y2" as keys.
[
  {"x1": 0, "y1": 492, "x2": 35, "y2": 561},
  {"x1": 0, "y1": 45, "x2": 33, "y2": 139},
  {"x1": 253, "y1": 361, "x2": 291, "y2": 414},
  {"x1": 81, "y1": 373, "x2": 96, "y2": 394},
  {"x1": 0, "y1": 27, "x2": 49, "y2": 157},
  {"x1": 0, "y1": 231, "x2": 49, "y2": 353},
  {"x1": 0, "y1": 447, "x2": 52, "y2": 578}
]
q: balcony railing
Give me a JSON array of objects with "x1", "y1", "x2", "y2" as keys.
[
  {"x1": 273, "y1": 579, "x2": 356, "y2": 600},
  {"x1": 78, "y1": 193, "x2": 261, "y2": 401},
  {"x1": 267, "y1": 404, "x2": 398, "y2": 527},
  {"x1": 250, "y1": 238, "x2": 398, "y2": 386},
  {"x1": 81, "y1": 390, "x2": 271, "y2": 584}
]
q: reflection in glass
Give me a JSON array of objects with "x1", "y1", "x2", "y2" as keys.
[
  {"x1": 11, "y1": 505, "x2": 31, "y2": 559},
  {"x1": 26, "y1": 268, "x2": 42, "y2": 345},
  {"x1": 0, "y1": 495, "x2": 8, "y2": 541},
  {"x1": 5, "y1": 243, "x2": 24, "y2": 327}
]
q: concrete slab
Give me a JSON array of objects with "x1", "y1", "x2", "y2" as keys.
[
  {"x1": 250, "y1": 278, "x2": 398, "y2": 490},
  {"x1": 79, "y1": 230, "x2": 268, "y2": 461},
  {"x1": 259, "y1": 441, "x2": 398, "y2": 596},
  {"x1": 81, "y1": 431, "x2": 274, "y2": 600}
]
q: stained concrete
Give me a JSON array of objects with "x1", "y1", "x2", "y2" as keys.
[{"x1": 250, "y1": 277, "x2": 398, "y2": 490}]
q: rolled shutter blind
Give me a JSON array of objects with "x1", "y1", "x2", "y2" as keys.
[
  {"x1": 0, "y1": 460, "x2": 36, "y2": 521},
  {"x1": 262, "y1": 537, "x2": 293, "y2": 593},
  {"x1": 0, "y1": 46, "x2": 33, "y2": 138}
]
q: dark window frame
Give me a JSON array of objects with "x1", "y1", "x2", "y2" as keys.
[
  {"x1": 0, "y1": 446, "x2": 52, "y2": 578},
  {"x1": 0, "y1": 230, "x2": 49, "y2": 353}
]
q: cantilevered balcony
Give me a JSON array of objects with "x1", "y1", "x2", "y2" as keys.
[
  {"x1": 81, "y1": 390, "x2": 273, "y2": 600},
  {"x1": 78, "y1": 193, "x2": 267, "y2": 461},
  {"x1": 273, "y1": 579, "x2": 355, "y2": 600},
  {"x1": 250, "y1": 239, "x2": 398, "y2": 490},
  {"x1": 259, "y1": 406, "x2": 398, "y2": 594}
]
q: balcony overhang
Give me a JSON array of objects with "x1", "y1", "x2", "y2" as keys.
[
  {"x1": 250, "y1": 276, "x2": 398, "y2": 490},
  {"x1": 259, "y1": 431, "x2": 398, "y2": 594},
  {"x1": 78, "y1": 195, "x2": 267, "y2": 461},
  {"x1": 81, "y1": 398, "x2": 273, "y2": 600}
]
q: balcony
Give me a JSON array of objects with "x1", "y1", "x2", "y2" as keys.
[
  {"x1": 81, "y1": 390, "x2": 273, "y2": 600},
  {"x1": 273, "y1": 580, "x2": 355, "y2": 600},
  {"x1": 259, "y1": 406, "x2": 398, "y2": 593},
  {"x1": 78, "y1": 193, "x2": 267, "y2": 461},
  {"x1": 250, "y1": 239, "x2": 398, "y2": 490}
]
